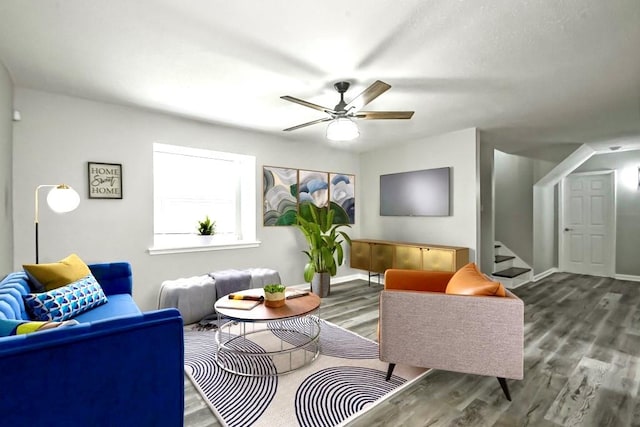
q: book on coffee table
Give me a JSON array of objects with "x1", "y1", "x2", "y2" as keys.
[
  {"x1": 215, "y1": 299, "x2": 262, "y2": 310},
  {"x1": 227, "y1": 293, "x2": 264, "y2": 301}
]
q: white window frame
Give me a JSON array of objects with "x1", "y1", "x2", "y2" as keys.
[{"x1": 148, "y1": 143, "x2": 259, "y2": 255}]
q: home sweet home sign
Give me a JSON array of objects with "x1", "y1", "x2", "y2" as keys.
[{"x1": 88, "y1": 162, "x2": 123, "y2": 199}]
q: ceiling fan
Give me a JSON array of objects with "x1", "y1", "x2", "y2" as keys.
[{"x1": 281, "y1": 80, "x2": 414, "y2": 141}]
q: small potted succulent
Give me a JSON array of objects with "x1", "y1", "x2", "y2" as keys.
[
  {"x1": 197, "y1": 215, "x2": 216, "y2": 236},
  {"x1": 263, "y1": 283, "x2": 286, "y2": 308}
]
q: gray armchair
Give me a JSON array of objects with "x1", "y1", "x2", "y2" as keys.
[{"x1": 379, "y1": 268, "x2": 524, "y2": 400}]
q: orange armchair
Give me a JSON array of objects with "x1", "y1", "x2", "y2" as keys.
[{"x1": 379, "y1": 266, "x2": 524, "y2": 400}]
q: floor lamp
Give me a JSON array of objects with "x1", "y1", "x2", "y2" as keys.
[{"x1": 35, "y1": 184, "x2": 80, "y2": 263}]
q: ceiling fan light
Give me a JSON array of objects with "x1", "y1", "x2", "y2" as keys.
[{"x1": 326, "y1": 118, "x2": 359, "y2": 141}]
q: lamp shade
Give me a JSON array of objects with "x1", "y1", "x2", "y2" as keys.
[
  {"x1": 326, "y1": 118, "x2": 359, "y2": 141},
  {"x1": 46, "y1": 185, "x2": 80, "y2": 213}
]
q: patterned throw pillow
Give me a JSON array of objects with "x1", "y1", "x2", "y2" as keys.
[{"x1": 22, "y1": 274, "x2": 108, "y2": 321}]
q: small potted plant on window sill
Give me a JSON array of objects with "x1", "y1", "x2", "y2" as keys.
[
  {"x1": 263, "y1": 284, "x2": 286, "y2": 308},
  {"x1": 197, "y1": 215, "x2": 216, "y2": 235}
]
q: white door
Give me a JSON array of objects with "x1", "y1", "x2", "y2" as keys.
[{"x1": 561, "y1": 172, "x2": 615, "y2": 276}]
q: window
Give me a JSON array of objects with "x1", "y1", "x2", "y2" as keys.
[{"x1": 150, "y1": 143, "x2": 258, "y2": 254}]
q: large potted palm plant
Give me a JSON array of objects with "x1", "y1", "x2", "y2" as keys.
[{"x1": 295, "y1": 203, "x2": 351, "y2": 297}]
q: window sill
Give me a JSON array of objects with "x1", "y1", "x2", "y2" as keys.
[{"x1": 148, "y1": 238, "x2": 261, "y2": 255}]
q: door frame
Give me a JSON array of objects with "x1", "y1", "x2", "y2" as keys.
[{"x1": 558, "y1": 170, "x2": 616, "y2": 277}]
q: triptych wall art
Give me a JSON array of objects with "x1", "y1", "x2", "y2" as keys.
[{"x1": 263, "y1": 166, "x2": 355, "y2": 226}]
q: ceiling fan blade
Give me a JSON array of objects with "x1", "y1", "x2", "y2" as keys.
[
  {"x1": 345, "y1": 80, "x2": 391, "y2": 112},
  {"x1": 280, "y1": 96, "x2": 335, "y2": 114},
  {"x1": 283, "y1": 117, "x2": 333, "y2": 132},
  {"x1": 354, "y1": 111, "x2": 415, "y2": 120}
]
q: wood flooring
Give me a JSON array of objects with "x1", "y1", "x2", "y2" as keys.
[{"x1": 183, "y1": 273, "x2": 640, "y2": 426}]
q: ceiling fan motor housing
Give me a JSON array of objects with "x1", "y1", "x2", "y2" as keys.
[
  {"x1": 333, "y1": 81, "x2": 350, "y2": 112},
  {"x1": 334, "y1": 81, "x2": 350, "y2": 93}
]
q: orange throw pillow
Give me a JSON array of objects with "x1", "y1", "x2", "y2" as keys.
[{"x1": 445, "y1": 262, "x2": 506, "y2": 297}]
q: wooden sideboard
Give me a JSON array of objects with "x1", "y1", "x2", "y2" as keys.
[{"x1": 350, "y1": 239, "x2": 469, "y2": 280}]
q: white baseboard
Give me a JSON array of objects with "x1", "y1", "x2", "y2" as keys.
[
  {"x1": 615, "y1": 274, "x2": 640, "y2": 282},
  {"x1": 509, "y1": 279, "x2": 531, "y2": 289},
  {"x1": 533, "y1": 268, "x2": 559, "y2": 282},
  {"x1": 287, "y1": 283, "x2": 310, "y2": 290},
  {"x1": 532, "y1": 270, "x2": 640, "y2": 283},
  {"x1": 332, "y1": 273, "x2": 369, "y2": 284}
]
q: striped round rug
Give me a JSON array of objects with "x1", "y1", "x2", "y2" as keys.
[{"x1": 184, "y1": 318, "x2": 427, "y2": 427}]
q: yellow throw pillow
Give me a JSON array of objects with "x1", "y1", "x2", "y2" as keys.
[
  {"x1": 16, "y1": 320, "x2": 78, "y2": 334},
  {"x1": 0, "y1": 319, "x2": 79, "y2": 337},
  {"x1": 23, "y1": 253, "x2": 91, "y2": 292},
  {"x1": 445, "y1": 262, "x2": 506, "y2": 297}
]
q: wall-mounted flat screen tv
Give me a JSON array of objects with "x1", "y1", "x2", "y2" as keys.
[{"x1": 380, "y1": 167, "x2": 451, "y2": 216}]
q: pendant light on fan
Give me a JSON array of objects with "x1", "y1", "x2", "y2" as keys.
[{"x1": 326, "y1": 118, "x2": 359, "y2": 141}]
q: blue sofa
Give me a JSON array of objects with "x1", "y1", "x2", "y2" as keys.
[{"x1": 0, "y1": 262, "x2": 185, "y2": 427}]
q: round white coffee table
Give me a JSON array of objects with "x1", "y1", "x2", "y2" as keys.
[{"x1": 214, "y1": 289, "x2": 321, "y2": 377}]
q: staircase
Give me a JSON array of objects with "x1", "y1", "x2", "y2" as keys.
[{"x1": 492, "y1": 242, "x2": 532, "y2": 288}]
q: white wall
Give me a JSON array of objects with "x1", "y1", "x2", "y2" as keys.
[
  {"x1": 479, "y1": 139, "x2": 495, "y2": 273},
  {"x1": 12, "y1": 88, "x2": 361, "y2": 310},
  {"x1": 494, "y1": 150, "x2": 534, "y2": 265},
  {"x1": 494, "y1": 150, "x2": 559, "y2": 271},
  {"x1": 359, "y1": 128, "x2": 479, "y2": 260},
  {"x1": 533, "y1": 184, "x2": 555, "y2": 274},
  {"x1": 0, "y1": 62, "x2": 13, "y2": 275}
]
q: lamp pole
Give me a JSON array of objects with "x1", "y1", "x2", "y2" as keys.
[{"x1": 35, "y1": 185, "x2": 53, "y2": 264}]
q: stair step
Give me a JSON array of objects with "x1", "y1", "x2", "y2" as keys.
[
  {"x1": 493, "y1": 267, "x2": 531, "y2": 279},
  {"x1": 495, "y1": 255, "x2": 515, "y2": 263}
]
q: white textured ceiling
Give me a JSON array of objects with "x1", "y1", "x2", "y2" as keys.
[{"x1": 0, "y1": 0, "x2": 638, "y2": 155}]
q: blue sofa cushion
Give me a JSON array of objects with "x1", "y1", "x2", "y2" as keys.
[
  {"x1": 88, "y1": 262, "x2": 133, "y2": 296},
  {"x1": 22, "y1": 274, "x2": 108, "y2": 321},
  {"x1": 73, "y1": 293, "x2": 141, "y2": 322}
]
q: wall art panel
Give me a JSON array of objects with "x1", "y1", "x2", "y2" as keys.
[{"x1": 263, "y1": 166, "x2": 298, "y2": 226}]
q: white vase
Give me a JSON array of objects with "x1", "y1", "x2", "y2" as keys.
[{"x1": 198, "y1": 234, "x2": 215, "y2": 245}]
